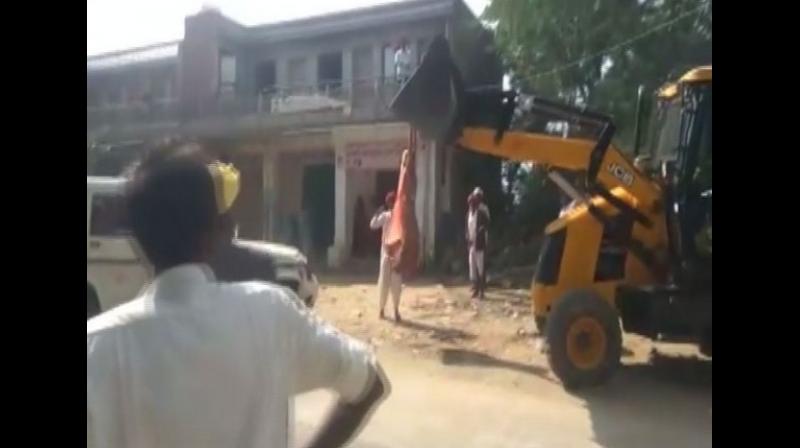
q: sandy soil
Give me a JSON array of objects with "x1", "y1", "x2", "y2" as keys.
[
  {"x1": 314, "y1": 274, "x2": 704, "y2": 378},
  {"x1": 295, "y1": 274, "x2": 712, "y2": 447}
]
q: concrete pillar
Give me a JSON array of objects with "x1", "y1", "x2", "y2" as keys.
[
  {"x1": 442, "y1": 144, "x2": 453, "y2": 213},
  {"x1": 342, "y1": 48, "x2": 353, "y2": 102},
  {"x1": 276, "y1": 59, "x2": 288, "y2": 90},
  {"x1": 426, "y1": 141, "x2": 438, "y2": 260},
  {"x1": 308, "y1": 56, "x2": 319, "y2": 90},
  {"x1": 373, "y1": 43, "x2": 383, "y2": 95},
  {"x1": 328, "y1": 147, "x2": 348, "y2": 267},
  {"x1": 414, "y1": 140, "x2": 427, "y2": 263},
  {"x1": 414, "y1": 138, "x2": 438, "y2": 262}
]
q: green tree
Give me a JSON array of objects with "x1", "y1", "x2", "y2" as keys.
[
  {"x1": 482, "y1": 0, "x2": 711, "y2": 252},
  {"x1": 484, "y1": 0, "x2": 711, "y2": 147}
]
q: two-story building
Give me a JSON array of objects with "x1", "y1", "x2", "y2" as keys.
[{"x1": 87, "y1": 0, "x2": 501, "y2": 268}]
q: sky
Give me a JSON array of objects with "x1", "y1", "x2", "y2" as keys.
[{"x1": 87, "y1": 0, "x2": 491, "y2": 56}]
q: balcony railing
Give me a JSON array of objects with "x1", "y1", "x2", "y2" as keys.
[{"x1": 87, "y1": 77, "x2": 405, "y2": 130}]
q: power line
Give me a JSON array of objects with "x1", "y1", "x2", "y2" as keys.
[{"x1": 529, "y1": 4, "x2": 709, "y2": 80}]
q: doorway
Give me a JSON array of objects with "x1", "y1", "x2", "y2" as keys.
[
  {"x1": 375, "y1": 169, "x2": 400, "y2": 208},
  {"x1": 302, "y1": 163, "x2": 335, "y2": 259},
  {"x1": 255, "y1": 60, "x2": 276, "y2": 93},
  {"x1": 318, "y1": 52, "x2": 343, "y2": 91}
]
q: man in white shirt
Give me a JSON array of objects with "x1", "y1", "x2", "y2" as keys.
[
  {"x1": 370, "y1": 191, "x2": 402, "y2": 321},
  {"x1": 87, "y1": 144, "x2": 389, "y2": 448},
  {"x1": 394, "y1": 39, "x2": 412, "y2": 84},
  {"x1": 466, "y1": 187, "x2": 490, "y2": 299}
]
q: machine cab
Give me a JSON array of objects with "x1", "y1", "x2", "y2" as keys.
[{"x1": 645, "y1": 66, "x2": 712, "y2": 283}]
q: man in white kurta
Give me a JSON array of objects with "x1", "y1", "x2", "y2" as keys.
[
  {"x1": 370, "y1": 191, "x2": 402, "y2": 321},
  {"x1": 87, "y1": 144, "x2": 388, "y2": 448},
  {"x1": 394, "y1": 40, "x2": 412, "y2": 83},
  {"x1": 87, "y1": 266, "x2": 380, "y2": 448},
  {"x1": 466, "y1": 188, "x2": 490, "y2": 299}
]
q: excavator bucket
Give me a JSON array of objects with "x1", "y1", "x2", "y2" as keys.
[
  {"x1": 389, "y1": 35, "x2": 463, "y2": 142},
  {"x1": 390, "y1": 35, "x2": 517, "y2": 144}
]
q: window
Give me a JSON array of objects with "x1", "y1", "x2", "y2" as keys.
[
  {"x1": 255, "y1": 60, "x2": 277, "y2": 93},
  {"x1": 382, "y1": 45, "x2": 395, "y2": 79},
  {"x1": 352, "y1": 46, "x2": 375, "y2": 106},
  {"x1": 90, "y1": 194, "x2": 130, "y2": 237},
  {"x1": 353, "y1": 46, "x2": 374, "y2": 81},
  {"x1": 646, "y1": 98, "x2": 682, "y2": 163},
  {"x1": 691, "y1": 88, "x2": 712, "y2": 193},
  {"x1": 317, "y1": 52, "x2": 343, "y2": 91},
  {"x1": 220, "y1": 52, "x2": 237, "y2": 93}
]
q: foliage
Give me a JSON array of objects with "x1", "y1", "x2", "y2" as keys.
[
  {"x1": 480, "y1": 0, "x2": 712, "y2": 246},
  {"x1": 484, "y1": 0, "x2": 712, "y2": 147}
]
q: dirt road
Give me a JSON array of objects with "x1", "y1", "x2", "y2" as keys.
[{"x1": 293, "y1": 276, "x2": 712, "y2": 447}]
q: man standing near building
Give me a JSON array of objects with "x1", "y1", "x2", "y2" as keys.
[
  {"x1": 466, "y1": 187, "x2": 490, "y2": 299},
  {"x1": 87, "y1": 144, "x2": 389, "y2": 448},
  {"x1": 370, "y1": 191, "x2": 403, "y2": 321},
  {"x1": 394, "y1": 38, "x2": 412, "y2": 84}
]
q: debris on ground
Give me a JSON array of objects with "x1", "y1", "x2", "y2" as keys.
[{"x1": 315, "y1": 275, "x2": 661, "y2": 370}]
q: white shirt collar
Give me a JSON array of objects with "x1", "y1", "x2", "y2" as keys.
[{"x1": 144, "y1": 263, "x2": 216, "y2": 302}]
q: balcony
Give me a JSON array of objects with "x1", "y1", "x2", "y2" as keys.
[{"x1": 87, "y1": 77, "x2": 404, "y2": 139}]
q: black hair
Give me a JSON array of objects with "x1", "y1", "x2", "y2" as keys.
[{"x1": 124, "y1": 143, "x2": 218, "y2": 271}]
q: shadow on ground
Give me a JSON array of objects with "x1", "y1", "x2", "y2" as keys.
[
  {"x1": 577, "y1": 353, "x2": 712, "y2": 448},
  {"x1": 394, "y1": 319, "x2": 476, "y2": 343},
  {"x1": 438, "y1": 348, "x2": 553, "y2": 381},
  {"x1": 317, "y1": 273, "x2": 445, "y2": 288},
  {"x1": 439, "y1": 347, "x2": 712, "y2": 448},
  {"x1": 486, "y1": 288, "x2": 529, "y2": 302},
  {"x1": 624, "y1": 351, "x2": 712, "y2": 389}
]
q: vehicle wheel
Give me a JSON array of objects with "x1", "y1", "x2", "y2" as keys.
[
  {"x1": 87, "y1": 286, "x2": 101, "y2": 320},
  {"x1": 546, "y1": 289, "x2": 622, "y2": 389}
]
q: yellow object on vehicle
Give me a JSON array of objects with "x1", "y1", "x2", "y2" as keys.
[{"x1": 208, "y1": 162, "x2": 240, "y2": 214}]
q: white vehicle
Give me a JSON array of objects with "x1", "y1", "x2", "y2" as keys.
[{"x1": 87, "y1": 176, "x2": 319, "y2": 319}]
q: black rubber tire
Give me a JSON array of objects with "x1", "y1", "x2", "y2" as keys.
[
  {"x1": 545, "y1": 289, "x2": 622, "y2": 389},
  {"x1": 87, "y1": 285, "x2": 101, "y2": 320}
]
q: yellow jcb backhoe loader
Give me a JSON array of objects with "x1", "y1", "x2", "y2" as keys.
[{"x1": 391, "y1": 36, "x2": 711, "y2": 388}]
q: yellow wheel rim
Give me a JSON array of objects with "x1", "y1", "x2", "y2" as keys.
[{"x1": 566, "y1": 317, "x2": 607, "y2": 370}]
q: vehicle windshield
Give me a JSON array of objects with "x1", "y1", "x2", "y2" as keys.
[{"x1": 645, "y1": 96, "x2": 683, "y2": 164}]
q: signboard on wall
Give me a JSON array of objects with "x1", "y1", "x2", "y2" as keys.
[
  {"x1": 280, "y1": 149, "x2": 334, "y2": 165},
  {"x1": 344, "y1": 138, "x2": 428, "y2": 170}
]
